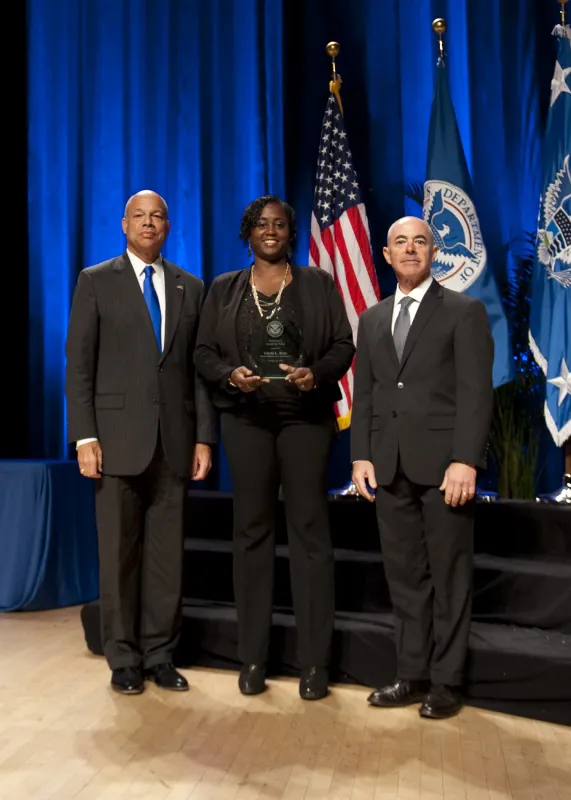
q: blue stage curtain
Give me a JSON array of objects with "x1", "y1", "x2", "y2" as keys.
[
  {"x1": 0, "y1": 462, "x2": 99, "y2": 611},
  {"x1": 27, "y1": 0, "x2": 557, "y2": 488}
]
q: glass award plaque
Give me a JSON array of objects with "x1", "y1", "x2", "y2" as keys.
[{"x1": 246, "y1": 312, "x2": 304, "y2": 379}]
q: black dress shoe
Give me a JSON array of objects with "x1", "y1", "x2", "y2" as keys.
[
  {"x1": 299, "y1": 667, "x2": 329, "y2": 701},
  {"x1": 238, "y1": 664, "x2": 267, "y2": 695},
  {"x1": 419, "y1": 685, "x2": 463, "y2": 719},
  {"x1": 111, "y1": 667, "x2": 144, "y2": 695},
  {"x1": 368, "y1": 678, "x2": 429, "y2": 707},
  {"x1": 144, "y1": 663, "x2": 189, "y2": 691}
]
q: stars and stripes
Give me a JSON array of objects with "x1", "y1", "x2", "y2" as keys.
[{"x1": 309, "y1": 92, "x2": 381, "y2": 429}]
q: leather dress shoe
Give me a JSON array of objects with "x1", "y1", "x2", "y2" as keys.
[
  {"x1": 144, "y1": 663, "x2": 189, "y2": 691},
  {"x1": 419, "y1": 685, "x2": 463, "y2": 719},
  {"x1": 368, "y1": 678, "x2": 429, "y2": 707},
  {"x1": 111, "y1": 666, "x2": 144, "y2": 695},
  {"x1": 299, "y1": 667, "x2": 329, "y2": 701},
  {"x1": 238, "y1": 664, "x2": 267, "y2": 695}
]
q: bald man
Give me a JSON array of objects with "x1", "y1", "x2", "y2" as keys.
[
  {"x1": 66, "y1": 191, "x2": 216, "y2": 694},
  {"x1": 351, "y1": 217, "x2": 493, "y2": 718}
]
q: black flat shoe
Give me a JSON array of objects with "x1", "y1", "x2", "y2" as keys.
[
  {"x1": 111, "y1": 666, "x2": 144, "y2": 695},
  {"x1": 144, "y1": 663, "x2": 189, "y2": 691},
  {"x1": 368, "y1": 678, "x2": 429, "y2": 707},
  {"x1": 238, "y1": 664, "x2": 267, "y2": 695},
  {"x1": 419, "y1": 685, "x2": 463, "y2": 719},
  {"x1": 299, "y1": 667, "x2": 329, "y2": 701}
]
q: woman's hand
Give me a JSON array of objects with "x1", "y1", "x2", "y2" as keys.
[
  {"x1": 280, "y1": 364, "x2": 316, "y2": 391},
  {"x1": 230, "y1": 366, "x2": 269, "y2": 393}
]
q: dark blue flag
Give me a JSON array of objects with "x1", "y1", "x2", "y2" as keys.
[
  {"x1": 529, "y1": 25, "x2": 571, "y2": 447},
  {"x1": 424, "y1": 58, "x2": 514, "y2": 388}
]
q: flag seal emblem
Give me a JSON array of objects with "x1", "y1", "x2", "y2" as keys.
[
  {"x1": 267, "y1": 320, "x2": 284, "y2": 338},
  {"x1": 424, "y1": 179, "x2": 487, "y2": 292},
  {"x1": 537, "y1": 154, "x2": 571, "y2": 288}
]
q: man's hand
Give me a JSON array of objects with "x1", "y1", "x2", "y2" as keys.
[
  {"x1": 192, "y1": 444, "x2": 212, "y2": 481},
  {"x1": 352, "y1": 460, "x2": 377, "y2": 502},
  {"x1": 230, "y1": 367, "x2": 269, "y2": 393},
  {"x1": 440, "y1": 462, "x2": 477, "y2": 507},
  {"x1": 77, "y1": 441, "x2": 103, "y2": 479},
  {"x1": 280, "y1": 364, "x2": 316, "y2": 391}
]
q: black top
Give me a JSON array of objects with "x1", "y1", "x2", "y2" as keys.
[
  {"x1": 236, "y1": 282, "x2": 311, "y2": 420},
  {"x1": 194, "y1": 265, "x2": 356, "y2": 414}
]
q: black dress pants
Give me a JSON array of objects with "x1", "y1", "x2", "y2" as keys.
[
  {"x1": 221, "y1": 409, "x2": 336, "y2": 668},
  {"x1": 375, "y1": 468, "x2": 474, "y2": 686},
  {"x1": 94, "y1": 435, "x2": 187, "y2": 670}
]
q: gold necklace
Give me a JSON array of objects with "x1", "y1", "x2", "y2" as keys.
[{"x1": 250, "y1": 264, "x2": 290, "y2": 320}]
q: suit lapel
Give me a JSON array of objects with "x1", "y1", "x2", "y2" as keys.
[
  {"x1": 374, "y1": 300, "x2": 400, "y2": 373},
  {"x1": 160, "y1": 260, "x2": 184, "y2": 364},
  {"x1": 398, "y1": 279, "x2": 442, "y2": 373},
  {"x1": 113, "y1": 252, "x2": 158, "y2": 347}
]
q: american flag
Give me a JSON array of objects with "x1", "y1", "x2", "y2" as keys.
[{"x1": 309, "y1": 91, "x2": 381, "y2": 429}]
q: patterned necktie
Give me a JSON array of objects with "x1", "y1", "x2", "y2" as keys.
[
  {"x1": 143, "y1": 266, "x2": 162, "y2": 352},
  {"x1": 393, "y1": 296, "x2": 414, "y2": 361}
]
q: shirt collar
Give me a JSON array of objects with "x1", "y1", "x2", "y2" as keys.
[
  {"x1": 126, "y1": 249, "x2": 164, "y2": 276},
  {"x1": 395, "y1": 274, "x2": 433, "y2": 306}
]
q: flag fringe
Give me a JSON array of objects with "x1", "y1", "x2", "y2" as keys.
[
  {"x1": 528, "y1": 331, "x2": 548, "y2": 377},
  {"x1": 529, "y1": 332, "x2": 571, "y2": 447},
  {"x1": 552, "y1": 24, "x2": 571, "y2": 41},
  {"x1": 543, "y1": 401, "x2": 571, "y2": 448},
  {"x1": 336, "y1": 409, "x2": 352, "y2": 431}
]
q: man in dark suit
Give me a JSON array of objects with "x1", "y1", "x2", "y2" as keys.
[
  {"x1": 351, "y1": 216, "x2": 494, "y2": 719},
  {"x1": 66, "y1": 190, "x2": 216, "y2": 694}
]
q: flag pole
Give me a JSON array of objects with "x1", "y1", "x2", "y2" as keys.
[
  {"x1": 326, "y1": 42, "x2": 344, "y2": 115},
  {"x1": 429, "y1": 18, "x2": 502, "y2": 503},
  {"x1": 535, "y1": 0, "x2": 571, "y2": 504},
  {"x1": 432, "y1": 17, "x2": 447, "y2": 58},
  {"x1": 324, "y1": 40, "x2": 360, "y2": 499}
]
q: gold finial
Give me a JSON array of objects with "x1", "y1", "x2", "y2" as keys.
[
  {"x1": 432, "y1": 18, "x2": 447, "y2": 58},
  {"x1": 558, "y1": 0, "x2": 568, "y2": 25},
  {"x1": 326, "y1": 42, "x2": 340, "y2": 81},
  {"x1": 325, "y1": 42, "x2": 343, "y2": 114}
]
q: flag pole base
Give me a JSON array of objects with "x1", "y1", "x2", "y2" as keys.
[
  {"x1": 329, "y1": 483, "x2": 500, "y2": 500},
  {"x1": 328, "y1": 480, "x2": 361, "y2": 497},
  {"x1": 536, "y1": 474, "x2": 571, "y2": 504},
  {"x1": 476, "y1": 487, "x2": 499, "y2": 502}
]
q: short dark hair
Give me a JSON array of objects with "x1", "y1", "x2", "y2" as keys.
[{"x1": 239, "y1": 195, "x2": 297, "y2": 249}]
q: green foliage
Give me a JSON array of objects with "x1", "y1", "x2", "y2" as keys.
[{"x1": 489, "y1": 233, "x2": 544, "y2": 498}]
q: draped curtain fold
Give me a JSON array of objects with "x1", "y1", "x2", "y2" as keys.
[{"x1": 27, "y1": 0, "x2": 554, "y2": 486}]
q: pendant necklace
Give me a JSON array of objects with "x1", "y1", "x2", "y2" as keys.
[{"x1": 250, "y1": 264, "x2": 290, "y2": 321}]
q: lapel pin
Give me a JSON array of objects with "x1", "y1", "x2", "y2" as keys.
[{"x1": 176, "y1": 285, "x2": 184, "y2": 290}]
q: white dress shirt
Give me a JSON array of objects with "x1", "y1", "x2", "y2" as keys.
[
  {"x1": 76, "y1": 249, "x2": 166, "y2": 448},
  {"x1": 391, "y1": 275, "x2": 434, "y2": 334}
]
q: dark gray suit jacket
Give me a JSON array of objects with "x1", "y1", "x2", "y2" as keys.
[
  {"x1": 65, "y1": 252, "x2": 216, "y2": 478},
  {"x1": 350, "y1": 279, "x2": 494, "y2": 486}
]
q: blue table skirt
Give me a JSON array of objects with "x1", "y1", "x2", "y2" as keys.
[{"x1": 0, "y1": 461, "x2": 99, "y2": 611}]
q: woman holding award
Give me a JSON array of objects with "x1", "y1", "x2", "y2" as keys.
[{"x1": 195, "y1": 195, "x2": 354, "y2": 700}]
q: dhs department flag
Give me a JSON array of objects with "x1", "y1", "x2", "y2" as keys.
[
  {"x1": 424, "y1": 58, "x2": 514, "y2": 388},
  {"x1": 529, "y1": 24, "x2": 571, "y2": 448}
]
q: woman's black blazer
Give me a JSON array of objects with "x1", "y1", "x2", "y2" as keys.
[{"x1": 194, "y1": 265, "x2": 356, "y2": 411}]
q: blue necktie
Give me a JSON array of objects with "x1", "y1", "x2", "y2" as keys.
[{"x1": 143, "y1": 266, "x2": 162, "y2": 352}]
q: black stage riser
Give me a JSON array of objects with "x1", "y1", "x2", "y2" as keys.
[
  {"x1": 79, "y1": 493, "x2": 571, "y2": 727},
  {"x1": 183, "y1": 541, "x2": 571, "y2": 633},
  {"x1": 80, "y1": 600, "x2": 571, "y2": 726},
  {"x1": 186, "y1": 493, "x2": 571, "y2": 560}
]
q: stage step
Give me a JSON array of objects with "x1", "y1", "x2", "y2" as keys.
[
  {"x1": 79, "y1": 598, "x2": 571, "y2": 725},
  {"x1": 180, "y1": 601, "x2": 571, "y2": 726},
  {"x1": 182, "y1": 538, "x2": 571, "y2": 632},
  {"x1": 186, "y1": 490, "x2": 571, "y2": 559}
]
